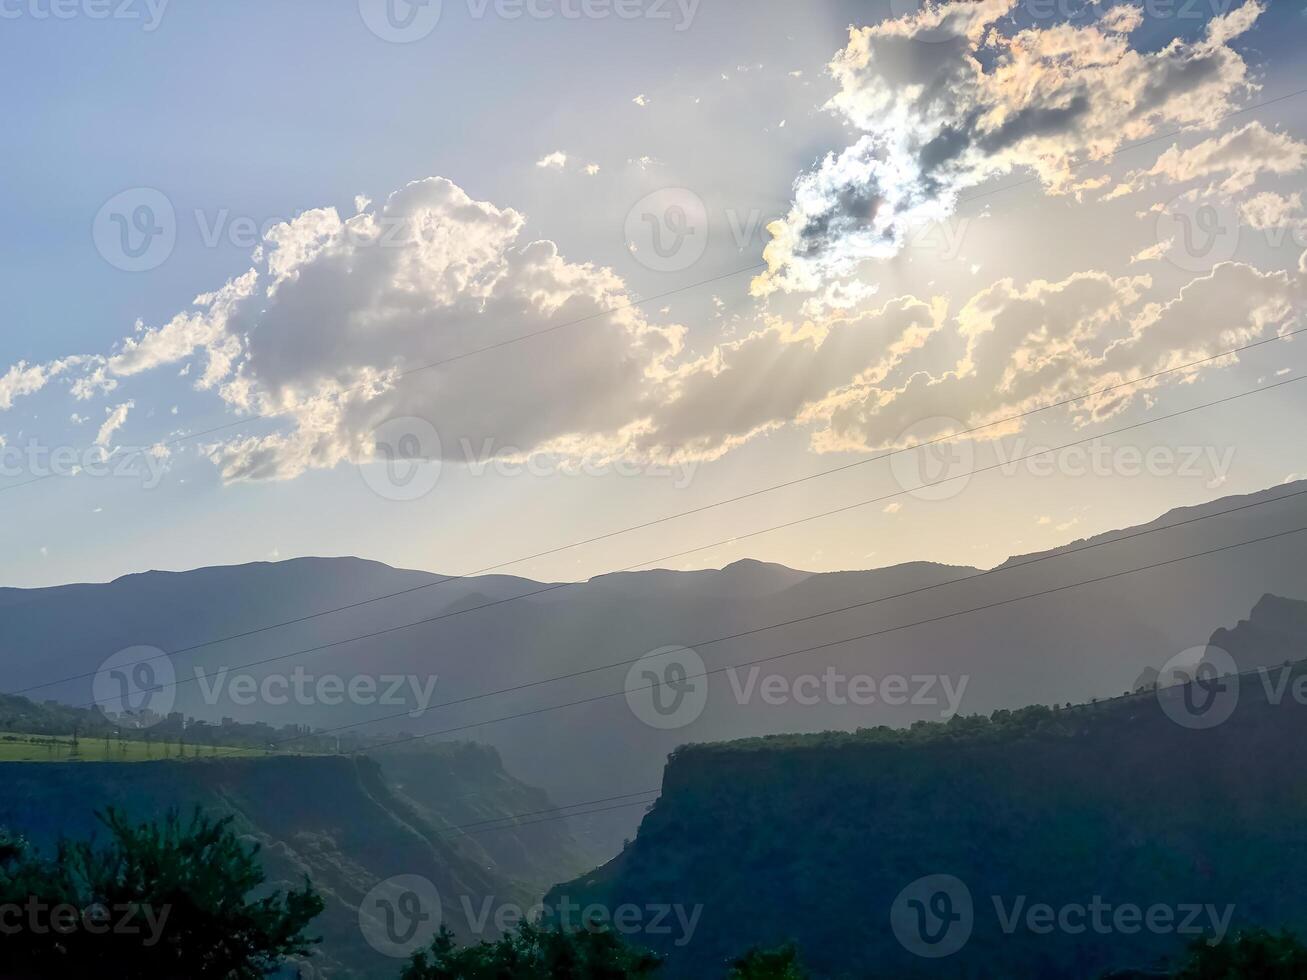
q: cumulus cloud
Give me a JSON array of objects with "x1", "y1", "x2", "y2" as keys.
[
  {"x1": 799, "y1": 280, "x2": 880, "y2": 318},
  {"x1": 617, "y1": 260, "x2": 1298, "y2": 462},
  {"x1": 797, "y1": 261, "x2": 1298, "y2": 453},
  {"x1": 104, "y1": 178, "x2": 683, "y2": 481},
  {"x1": 6, "y1": 3, "x2": 1298, "y2": 505},
  {"x1": 753, "y1": 0, "x2": 1265, "y2": 295},
  {"x1": 95, "y1": 400, "x2": 134, "y2": 447},
  {"x1": 607, "y1": 257, "x2": 1298, "y2": 463},
  {"x1": 1130, "y1": 239, "x2": 1173, "y2": 264},
  {"x1": 0, "y1": 361, "x2": 62, "y2": 411},
  {"x1": 1108, "y1": 122, "x2": 1307, "y2": 198},
  {"x1": 106, "y1": 274, "x2": 253, "y2": 389},
  {"x1": 631, "y1": 295, "x2": 946, "y2": 462},
  {"x1": 45, "y1": 159, "x2": 1302, "y2": 485},
  {"x1": 70, "y1": 364, "x2": 119, "y2": 401},
  {"x1": 1241, "y1": 191, "x2": 1305, "y2": 231},
  {"x1": 0, "y1": 355, "x2": 101, "y2": 411}
]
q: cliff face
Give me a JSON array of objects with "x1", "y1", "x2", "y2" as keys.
[
  {"x1": 0, "y1": 748, "x2": 588, "y2": 978},
  {"x1": 547, "y1": 659, "x2": 1307, "y2": 978}
]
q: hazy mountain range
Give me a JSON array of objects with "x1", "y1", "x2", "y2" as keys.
[{"x1": 4, "y1": 480, "x2": 1306, "y2": 848}]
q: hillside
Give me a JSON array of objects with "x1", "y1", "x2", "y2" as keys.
[
  {"x1": 546, "y1": 610, "x2": 1307, "y2": 977},
  {"x1": 4, "y1": 481, "x2": 1306, "y2": 852},
  {"x1": 0, "y1": 745, "x2": 593, "y2": 978}
]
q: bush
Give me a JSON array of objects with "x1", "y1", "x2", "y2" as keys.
[
  {"x1": 400, "y1": 923, "x2": 663, "y2": 979},
  {"x1": 0, "y1": 808, "x2": 323, "y2": 977}
]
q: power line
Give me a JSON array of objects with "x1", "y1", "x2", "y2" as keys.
[
  {"x1": 356, "y1": 522, "x2": 1307, "y2": 756},
  {"x1": 443, "y1": 798, "x2": 660, "y2": 839},
  {"x1": 243, "y1": 512, "x2": 1307, "y2": 839},
  {"x1": 232, "y1": 481, "x2": 1307, "y2": 754},
  {"x1": 57, "y1": 371, "x2": 1307, "y2": 715},
  {"x1": 200, "y1": 511, "x2": 1307, "y2": 826},
  {"x1": 17, "y1": 331, "x2": 1300, "y2": 701},
  {"x1": 384, "y1": 485, "x2": 1307, "y2": 838},
  {"x1": 14, "y1": 82, "x2": 1307, "y2": 702},
  {"x1": 429, "y1": 789, "x2": 661, "y2": 838},
  {"x1": 176, "y1": 491, "x2": 1307, "y2": 760},
  {"x1": 6, "y1": 26, "x2": 1302, "y2": 858}
]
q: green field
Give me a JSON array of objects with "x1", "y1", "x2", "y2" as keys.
[{"x1": 0, "y1": 731, "x2": 275, "y2": 763}]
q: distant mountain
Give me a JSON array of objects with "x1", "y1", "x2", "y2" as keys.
[
  {"x1": 4, "y1": 481, "x2": 1307, "y2": 851},
  {"x1": 1209, "y1": 593, "x2": 1307, "y2": 672},
  {"x1": 546, "y1": 645, "x2": 1307, "y2": 978},
  {"x1": 588, "y1": 558, "x2": 814, "y2": 600},
  {"x1": 0, "y1": 744, "x2": 593, "y2": 978}
]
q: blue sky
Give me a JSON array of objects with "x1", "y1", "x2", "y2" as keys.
[{"x1": 2, "y1": 0, "x2": 1307, "y2": 588}]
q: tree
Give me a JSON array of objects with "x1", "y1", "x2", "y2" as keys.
[
  {"x1": 400, "y1": 923, "x2": 664, "y2": 979},
  {"x1": 727, "y1": 943, "x2": 809, "y2": 979},
  {"x1": 0, "y1": 807, "x2": 323, "y2": 977},
  {"x1": 1170, "y1": 928, "x2": 1307, "y2": 978}
]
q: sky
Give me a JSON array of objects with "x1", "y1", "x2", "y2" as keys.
[{"x1": 2, "y1": 0, "x2": 1307, "y2": 589}]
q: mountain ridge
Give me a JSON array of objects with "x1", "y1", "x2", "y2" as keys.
[{"x1": 4, "y1": 481, "x2": 1306, "y2": 851}]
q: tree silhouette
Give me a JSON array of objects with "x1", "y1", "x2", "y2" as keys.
[
  {"x1": 727, "y1": 943, "x2": 809, "y2": 979},
  {"x1": 1171, "y1": 928, "x2": 1307, "y2": 978},
  {"x1": 400, "y1": 923, "x2": 663, "y2": 979},
  {"x1": 0, "y1": 807, "x2": 322, "y2": 977}
]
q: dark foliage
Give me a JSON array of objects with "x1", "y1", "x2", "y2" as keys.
[
  {"x1": 0, "y1": 807, "x2": 322, "y2": 978},
  {"x1": 399, "y1": 923, "x2": 664, "y2": 979}
]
